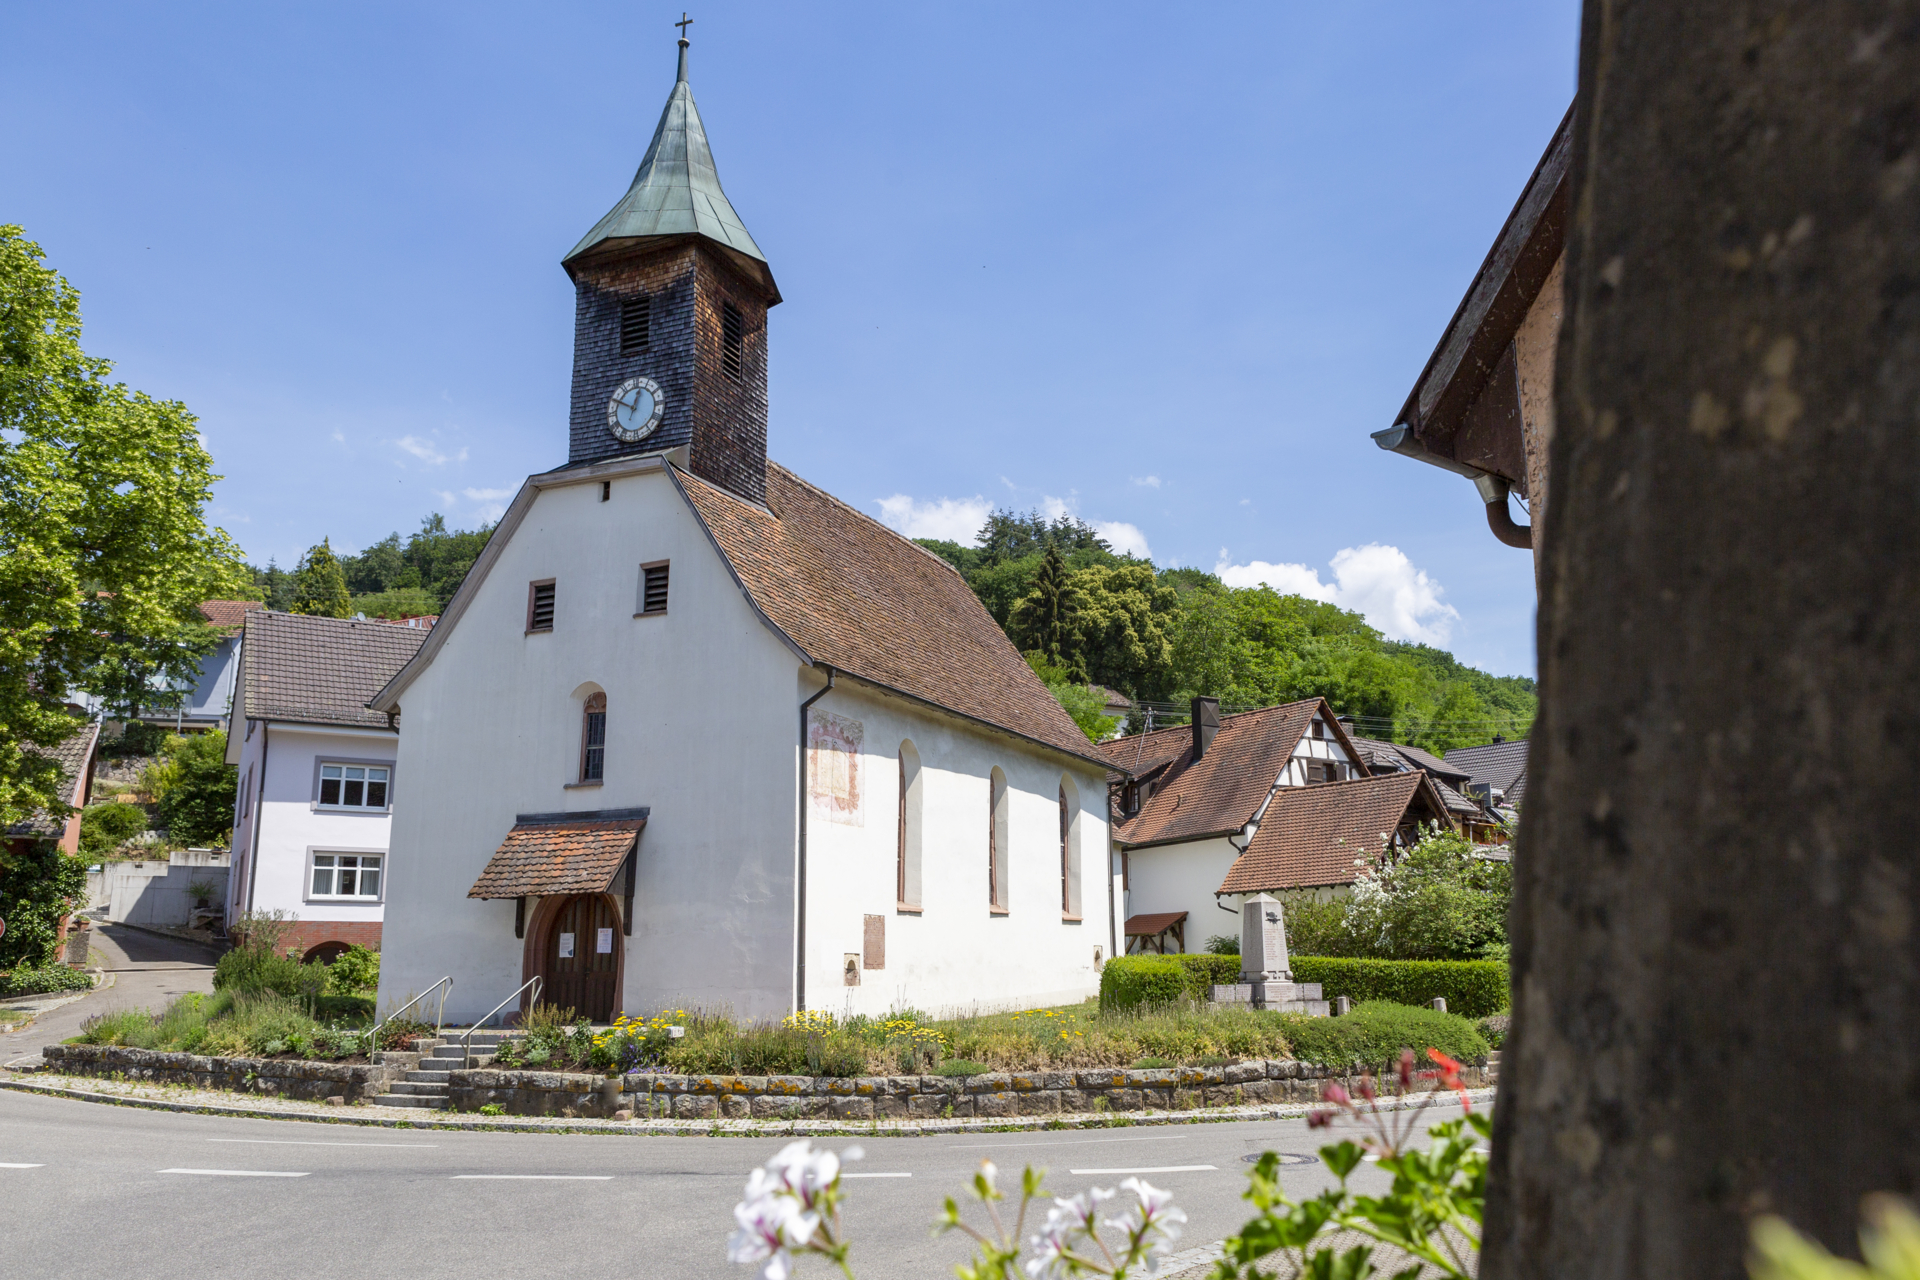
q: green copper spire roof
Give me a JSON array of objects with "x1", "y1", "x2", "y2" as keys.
[{"x1": 563, "y1": 38, "x2": 775, "y2": 297}]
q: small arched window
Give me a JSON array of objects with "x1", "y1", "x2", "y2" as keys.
[
  {"x1": 580, "y1": 692, "x2": 607, "y2": 782},
  {"x1": 1060, "y1": 775, "x2": 1082, "y2": 918},
  {"x1": 988, "y1": 767, "x2": 1009, "y2": 913}
]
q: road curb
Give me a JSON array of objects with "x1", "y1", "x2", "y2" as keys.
[{"x1": 0, "y1": 1074, "x2": 1495, "y2": 1138}]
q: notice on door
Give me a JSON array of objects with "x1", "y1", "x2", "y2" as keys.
[
  {"x1": 596, "y1": 927, "x2": 613, "y2": 954},
  {"x1": 558, "y1": 932, "x2": 575, "y2": 959}
]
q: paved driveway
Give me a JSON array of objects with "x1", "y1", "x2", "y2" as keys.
[{"x1": 2, "y1": 925, "x2": 218, "y2": 1067}]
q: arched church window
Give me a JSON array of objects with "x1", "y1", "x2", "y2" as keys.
[
  {"x1": 989, "y1": 767, "x2": 1009, "y2": 913},
  {"x1": 580, "y1": 693, "x2": 607, "y2": 783},
  {"x1": 897, "y1": 742, "x2": 922, "y2": 910}
]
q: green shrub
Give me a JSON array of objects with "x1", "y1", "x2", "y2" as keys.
[
  {"x1": 0, "y1": 845, "x2": 87, "y2": 969},
  {"x1": 78, "y1": 802, "x2": 147, "y2": 858},
  {"x1": 1098, "y1": 956, "x2": 1187, "y2": 1011},
  {"x1": 1291, "y1": 956, "x2": 1510, "y2": 1019},
  {"x1": 1170, "y1": 953, "x2": 1240, "y2": 998},
  {"x1": 936, "y1": 1060, "x2": 989, "y2": 1077},
  {"x1": 149, "y1": 730, "x2": 237, "y2": 847},
  {"x1": 325, "y1": 944, "x2": 379, "y2": 994},
  {"x1": 1277, "y1": 1001, "x2": 1489, "y2": 1069},
  {"x1": 1478, "y1": 1013, "x2": 1510, "y2": 1049},
  {"x1": 0, "y1": 966, "x2": 95, "y2": 998},
  {"x1": 1204, "y1": 934, "x2": 1240, "y2": 955},
  {"x1": 213, "y1": 946, "x2": 328, "y2": 1007}
]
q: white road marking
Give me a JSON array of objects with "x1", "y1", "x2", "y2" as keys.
[
  {"x1": 209, "y1": 1138, "x2": 437, "y2": 1149},
  {"x1": 841, "y1": 1172, "x2": 912, "y2": 1179},
  {"x1": 1, "y1": 1163, "x2": 45, "y2": 1169},
  {"x1": 160, "y1": 1168, "x2": 310, "y2": 1178},
  {"x1": 948, "y1": 1132, "x2": 1195, "y2": 1150},
  {"x1": 451, "y1": 1174, "x2": 614, "y2": 1181},
  {"x1": 1067, "y1": 1165, "x2": 1217, "y2": 1175}
]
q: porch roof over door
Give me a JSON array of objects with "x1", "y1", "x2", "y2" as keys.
[{"x1": 468, "y1": 809, "x2": 648, "y2": 899}]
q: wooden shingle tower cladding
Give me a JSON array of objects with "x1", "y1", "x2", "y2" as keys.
[{"x1": 562, "y1": 36, "x2": 777, "y2": 504}]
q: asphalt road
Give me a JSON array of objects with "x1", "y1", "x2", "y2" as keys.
[
  {"x1": 0, "y1": 1088, "x2": 1438, "y2": 1280},
  {"x1": 1, "y1": 924, "x2": 220, "y2": 1069}
]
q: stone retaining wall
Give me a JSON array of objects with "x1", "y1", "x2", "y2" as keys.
[
  {"x1": 43, "y1": 1043, "x2": 409, "y2": 1103},
  {"x1": 448, "y1": 1058, "x2": 1497, "y2": 1121}
]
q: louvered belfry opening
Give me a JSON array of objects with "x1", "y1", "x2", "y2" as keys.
[
  {"x1": 620, "y1": 295, "x2": 651, "y2": 354},
  {"x1": 528, "y1": 581, "x2": 556, "y2": 632},
  {"x1": 641, "y1": 563, "x2": 670, "y2": 614},
  {"x1": 721, "y1": 300, "x2": 744, "y2": 380}
]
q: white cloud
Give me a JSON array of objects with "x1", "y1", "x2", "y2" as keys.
[
  {"x1": 393, "y1": 436, "x2": 466, "y2": 466},
  {"x1": 1040, "y1": 494, "x2": 1073, "y2": 521},
  {"x1": 875, "y1": 494, "x2": 992, "y2": 543},
  {"x1": 434, "y1": 490, "x2": 457, "y2": 507},
  {"x1": 1213, "y1": 543, "x2": 1459, "y2": 645},
  {"x1": 1093, "y1": 521, "x2": 1152, "y2": 559},
  {"x1": 1130, "y1": 475, "x2": 1161, "y2": 489},
  {"x1": 462, "y1": 486, "x2": 516, "y2": 522},
  {"x1": 331, "y1": 430, "x2": 346, "y2": 444}
]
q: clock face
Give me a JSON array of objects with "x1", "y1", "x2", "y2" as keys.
[{"x1": 607, "y1": 376, "x2": 665, "y2": 442}]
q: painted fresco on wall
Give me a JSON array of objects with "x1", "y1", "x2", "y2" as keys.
[{"x1": 808, "y1": 709, "x2": 864, "y2": 826}]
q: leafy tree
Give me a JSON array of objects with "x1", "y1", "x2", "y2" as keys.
[
  {"x1": 149, "y1": 730, "x2": 237, "y2": 847},
  {"x1": 349, "y1": 586, "x2": 439, "y2": 619},
  {"x1": 1025, "y1": 654, "x2": 1119, "y2": 742},
  {"x1": 249, "y1": 560, "x2": 294, "y2": 611},
  {"x1": 290, "y1": 539, "x2": 350, "y2": 618},
  {"x1": 334, "y1": 513, "x2": 492, "y2": 611},
  {"x1": 78, "y1": 801, "x2": 147, "y2": 858},
  {"x1": 1008, "y1": 544, "x2": 1083, "y2": 672},
  {"x1": 0, "y1": 842, "x2": 87, "y2": 968},
  {"x1": 975, "y1": 507, "x2": 1111, "y2": 563},
  {"x1": 0, "y1": 226, "x2": 246, "y2": 828},
  {"x1": 1072, "y1": 563, "x2": 1180, "y2": 700},
  {"x1": 1296, "y1": 825, "x2": 1512, "y2": 961}
]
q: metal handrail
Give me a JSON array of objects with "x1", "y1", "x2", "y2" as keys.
[
  {"x1": 367, "y1": 976, "x2": 452, "y2": 1058},
  {"x1": 460, "y1": 976, "x2": 542, "y2": 1066}
]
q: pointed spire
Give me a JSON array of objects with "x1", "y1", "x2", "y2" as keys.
[{"x1": 563, "y1": 32, "x2": 775, "y2": 298}]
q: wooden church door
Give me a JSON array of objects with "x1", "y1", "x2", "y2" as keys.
[{"x1": 542, "y1": 895, "x2": 620, "y2": 1022}]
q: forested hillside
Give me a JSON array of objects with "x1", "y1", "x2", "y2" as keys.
[
  {"x1": 247, "y1": 514, "x2": 493, "y2": 618},
  {"x1": 919, "y1": 509, "x2": 1533, "y2": 751}
]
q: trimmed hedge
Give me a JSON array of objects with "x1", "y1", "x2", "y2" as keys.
[
  {"x1": 0, "y1": 966, "x2": 95, "y2": 999},
  {"x1": 1278, "y1": 1000, "x2": 1490, "y2": 1068},
  {"x1": 1290, "y1": 957, "x2": 1510, "y2": 1019},
  {"x1": 1100, "y1": 954, "x2": 1243, "y2": 1010}
]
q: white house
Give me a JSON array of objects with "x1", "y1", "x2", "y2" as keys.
[
  {"x1": 367, "y1": 36, "x2": 1117, "y2": 1026},
  {"x1": 224, "y1": 610, "x2": 430, "y2": 961},
  {"x1": 1099, "y1": 697, "x2": 1457, "y2": 954}
]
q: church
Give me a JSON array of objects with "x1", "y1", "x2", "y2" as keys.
[{"x1": 369, "y1": 35, "x2": 1118, "y2": 1025}]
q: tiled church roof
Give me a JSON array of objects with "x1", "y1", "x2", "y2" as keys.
[{"x1": 674, "y1": 461, "x2": 1107, "y2": 768}]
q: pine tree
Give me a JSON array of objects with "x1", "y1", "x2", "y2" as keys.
[
  {"x1": 290, "y1": 539, "x2": 351, "y2": 618},
  {"x1": 1009, "y1": 544, "x2": 1083, "y2": 674}
]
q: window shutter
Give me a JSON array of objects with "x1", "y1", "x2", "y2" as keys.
[
  {"x1": 642, "y1": 563, "x2": 670, "y2": 614},
  {"x1": 529, "y1": 582, "x2": 555, "y2": 631},
  {"x1": 721, "y1": 301, "x2": 744, "y2": 379}
]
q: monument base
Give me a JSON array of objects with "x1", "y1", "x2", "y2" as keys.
[{"x1": 1210, "y1": 980, "x2": 1329, "y2": 1016}]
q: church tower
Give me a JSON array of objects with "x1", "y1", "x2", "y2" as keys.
[{"x1": 562, "y1": 33, "x2": 778, "y2": 504}]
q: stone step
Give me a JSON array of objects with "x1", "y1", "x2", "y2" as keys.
[
  {"x1": 373, "y1": 1093, "x2": 448, "y2": 1110},
  {"x1": 385, "y1": 1080, "x2": 450, "y2": 1096},
  {"x1": 405, "y1": 1070, "x2": 451, "y2": 1084}
]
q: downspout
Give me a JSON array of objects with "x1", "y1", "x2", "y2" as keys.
[
  {"x1": 1371, "y1": 424, "x2": 1532, "y2": 549},
  {"x1": 795, "y1": 667, "x2": 835, "y2": 1012},
  {"x1": 244, "y1": 723, "x2": 269, "y2": 916},
  {"x1": 1215, "y1": 822, "x2": 1257, "y2": 915}
]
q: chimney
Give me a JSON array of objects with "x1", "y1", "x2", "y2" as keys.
[{"x1": 1191, "y1": 696, "x2": 1220, "y2": 760}]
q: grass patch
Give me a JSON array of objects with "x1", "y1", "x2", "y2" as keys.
[
  {"x1": 76, "y1": 990, "x2": 372, "y2": 1060},
  {"x1": 1129, "y1": 1057, "x2": 1175, "y2": 1070},
  {"x1": 935, "y1": 1060, "x2": 990, "y2": 1077},
  {"x1": 0, "y1": 966, "x2": 94, "y2": 998}
]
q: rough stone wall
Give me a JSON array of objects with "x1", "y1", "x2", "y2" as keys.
[
  {"x1": 565, "y1": 244, "x2": 770, "y2": 505},
  {"x1": 43, "y1": 1043, "x2": 404, "y2": 1102},
  {"x1": 448, "y1": 1058, "x2": 1496, "y2": 1121},
  {"x1": 1484, "y1": 6, "x2": 1920, "y2": 1279}
]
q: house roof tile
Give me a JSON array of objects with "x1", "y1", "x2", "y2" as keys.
[
  {"x1": 239, "y1": 610, "x2": 428, "y2": 730},
  {"x1": 1444, "y1": 738, "x2": 1530, "y2": 794},
  {"x1": 1096, "y1": 700, "x2": 1330, "y2": 848},
  {"x1": 674, "y1": 462, "x2": 1105, "y2": 768},
  {"x1": 1218, "y1": 771, "x2": 1452, "y2": 894},
  {"x1": 6, "y1": 720, "x2": 101, "y2": 838},
  {"x1": 199, "y1": 599, "x2": 264, "y2": 633},
  {"x1": 468, "y1": 818, "x2": 647, "y2": 899}
]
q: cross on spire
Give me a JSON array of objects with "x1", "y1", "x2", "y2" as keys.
[{"x1": 675, "y1": 12, "x2": 693, "y2": 39}]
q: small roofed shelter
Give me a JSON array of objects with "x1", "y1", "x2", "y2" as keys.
[
  {"x1": 1123, "y1": 911, "x2": 1188, "y2": 956},
  {"x1": 1373, "y1": 105, "x2": 1572, "y2": 569},
  {"x1": 468, "y1": 811, "x2": 648, "y2": 1021},
  {"x1": 1217, "y1": 771, "x2": 1456, "y2": 897}
]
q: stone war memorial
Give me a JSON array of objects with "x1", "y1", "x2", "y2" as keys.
[
  {"x1": 1484, "y1": 2, "x2": 1920, "y2": 1278},
  {"x1": 1210, "y1": 893, "x2": 1329, "y2": 1015}
]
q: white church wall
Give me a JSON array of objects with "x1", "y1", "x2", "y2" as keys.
[
  {"x1": 1119, "y1": 836, "x2": 1244, "y2": 955},
  {"x1": 802, "y1": 682, "x2": 1113, "y2": 1018},
  {"x1": 378, "y1": 465, "x2": 803, "y2": 1024},
  {"x1": 230, "y1": 724, "x2": 395, "y2": 933}
]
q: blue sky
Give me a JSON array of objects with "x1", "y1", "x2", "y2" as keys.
[{"x1": 3, "y1": 2, "x2": 1577, "y2": 677}]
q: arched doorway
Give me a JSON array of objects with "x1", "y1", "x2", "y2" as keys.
[
  {"x1": 534, "y1": 895, "x2": 621, "y2": 1022},
  {"x1": 302, "y1": 941, "x2": 351, "y2": 965}
]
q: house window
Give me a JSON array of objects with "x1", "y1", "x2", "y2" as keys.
[
  {"x1": 897, "y1": 741, "x2": 922, "y2": 910},
  {"x1": 988, "y1": 767, "x2": 1009, "y2": 912},
  {"x1": 319, "y1": 764, "x2": 390, "y2": 810},
  {"x1": 1121, "y1": 781, "x2": 1139, "y2": 816},
  {"x1": 580, "y1": 693, "x2": 607, "y2": 783},
  {"x1": 1060, "y1": 775, "x2": 1082, "y2": 918},
  {"x1": 527, "y1": 580, "x2": 556, "y2": 632},
  {"x1": 620, "y1": 295, "x2": 650, "y2": 354},
  {"x1": 638, "y1": 562, "x2": 669, "y2": 615},
  {"x1": 310, "y1": 852, "x2": 382, "y2": 900},
  {"x1": 721, "y1": 301, "x2": 744, "y2": 380}
]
